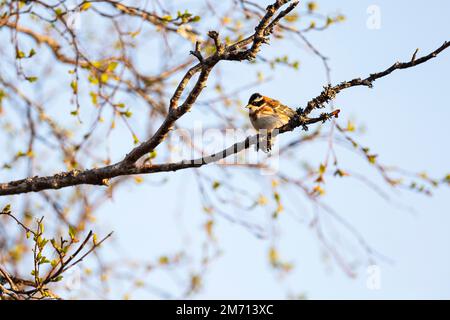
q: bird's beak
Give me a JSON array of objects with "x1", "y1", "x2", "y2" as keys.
[{"x1": 245, "y1": 104, "x2": 251, "y2": 109}]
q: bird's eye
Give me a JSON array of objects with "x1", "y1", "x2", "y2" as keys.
[{"x1": 249, "y1": 93, "x2": 262, "y2": 104}]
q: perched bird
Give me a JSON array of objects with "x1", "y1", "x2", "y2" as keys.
[{"x1": 246, "y1": 93, "x2": 296, "y2": 151}]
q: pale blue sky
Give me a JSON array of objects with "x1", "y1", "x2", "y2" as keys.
[
  {"x1": 2, "y1": 0, "x2": 449, "y2": 299},
  {"x1": 90, "y1": 1, "x2": 450, "y2": 299}
]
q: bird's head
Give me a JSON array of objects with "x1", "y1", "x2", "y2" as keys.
[{"x1": 246, "y1": 93, "x2": 264, "y2": 109}]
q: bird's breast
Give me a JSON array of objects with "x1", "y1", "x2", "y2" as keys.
[{"x1": 250, "y1": 112, "x2": 284, "y2": 131}]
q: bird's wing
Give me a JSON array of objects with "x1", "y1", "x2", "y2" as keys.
[
  {"x1": 265, "y1": 98, "x2": 296, "y2": 119},
  {"x1": 276, "y1": 104, "x2": 296, "y2": 118}
]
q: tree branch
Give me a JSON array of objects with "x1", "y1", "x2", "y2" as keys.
[
  {"x1": 302, "y1": 41, "x2": 450, "y2": 115},
  {"x1": 123, "y1": 0, "x2": 298, "y2": 164},
  {"x1": 0, "y1": 14, "x2": 448, "y2": 197}
]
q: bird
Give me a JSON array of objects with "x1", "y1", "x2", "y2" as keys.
[{"x1": 246, "y1": 93, "x2": 296, "y2": 152}]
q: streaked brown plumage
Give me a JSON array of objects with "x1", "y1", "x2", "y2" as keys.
[{"x1": 246, "y1": 93, "x2": 296, "y2": 151}]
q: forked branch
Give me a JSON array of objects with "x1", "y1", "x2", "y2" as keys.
[{"x1": 0, "y1": 0, "x2": 448, "y2": 196}]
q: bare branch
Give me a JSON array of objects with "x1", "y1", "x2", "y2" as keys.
[
  {"x1": 303, "y1": 41, "x2": 450, "y2": 115},
  {"x1": 123, "y1": 0, "x2": 299, "y2": 164},
  {"x1": 0, "y1": 8, "x2": 448, "y2": 197}
]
